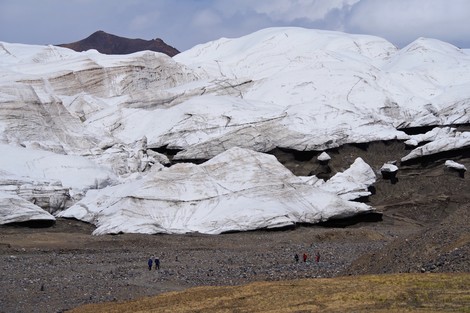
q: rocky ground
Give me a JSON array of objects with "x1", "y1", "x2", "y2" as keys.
[{"x1": 0, "y1": 141, "x2": 468, "y2": 313}]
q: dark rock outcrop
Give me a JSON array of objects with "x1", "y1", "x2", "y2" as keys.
[{"x1": 57, "y1": 30, "x2": 180, "y2": 56}]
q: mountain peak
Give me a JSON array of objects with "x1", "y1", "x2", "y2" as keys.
[{"x1": 57, "y1": 30, "x2": 179, "y2": 56}]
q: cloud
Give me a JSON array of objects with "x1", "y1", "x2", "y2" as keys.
[
  {"x1": 251, "y1": 0, "x2": 359, "y2": 22},
  {"x1": 215, "y1": 0, "x2": 359, "y2": 22},
  {"x1": 212, "y1": 0, "x2": 470, "y2": 49},
  {"x1": 346, "y1": 0, "x2": 470, "y2": 47},
  {"x1": 129, "y1": 12, "x2": 161, "y2": 32},
  {"x1": 194, "y1": 0, "x2": 361, "y2": 48},
  {"x1": 192, "y1": 9, "x2": 222, "y2": 28},
  {"x1": 1, "y1": 0, "x2": 469, "y2": 51}
]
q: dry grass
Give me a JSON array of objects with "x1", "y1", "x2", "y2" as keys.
[{"x1": 68, "y1": 273, "x2": 470, "y2": 313}]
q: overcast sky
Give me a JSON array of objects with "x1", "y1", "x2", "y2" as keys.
[{"x1": 1, "y1": 0, "x2": 470, "y2": 51}]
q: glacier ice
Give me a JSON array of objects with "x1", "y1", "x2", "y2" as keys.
[{"x1": 1, "y1": 27, "x2": 469, "y2": 233}]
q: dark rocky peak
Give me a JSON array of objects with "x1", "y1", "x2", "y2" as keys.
[{"x1": 57, "y1": 30, "x2": 180, "y2": 56}]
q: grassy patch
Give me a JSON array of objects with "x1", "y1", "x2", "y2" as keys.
[{"x1": 67, "y1": 273, "x2": 470, "y2": 313}]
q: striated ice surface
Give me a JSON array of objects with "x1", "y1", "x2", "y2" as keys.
[{"x1": 1, "y1": 27, "x2": 469, "y2": 232}]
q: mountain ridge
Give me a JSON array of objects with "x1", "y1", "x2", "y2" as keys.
[{"x1": 57, "y1": 30, "x2": 180, "y2": 56}]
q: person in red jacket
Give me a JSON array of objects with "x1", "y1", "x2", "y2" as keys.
[{"x1": 303, "y1": 252, "x2": 307, "y2": 262}]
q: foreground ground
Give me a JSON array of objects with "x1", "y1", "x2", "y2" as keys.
[
  {"x1": 0, "y1": 141, "x2": 468, "y2": 312},
  {"x1": 0, "y1": 218, "x2": 397, "y2": 313},
  {"x1": 68, "y1": 273, "x2": 470, "y2": 313},
  {"x1": 1, "y1": 195, "x2": 468, "y2": 313}
]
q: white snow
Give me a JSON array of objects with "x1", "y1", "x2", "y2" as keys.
[
  {"x1": 0, "y1": 144, "x2": 117, "y2": 190},
  {"x1": 317, "y1": 152, "x2": 331, "y2": 162},
  {"x1": 401, "y1": 130, "x2": 470, "y2": 162},
  {"x1": 445, "y1": 160, "x2": 467, "y2": 171},
  {"x1": 380, "y1": 163, "x2": 399, "y2": 173},
  {"x1": 58, "y1": 148, "x2": 374, "y2": 235},
  {"x1": 319, "y1": 158, "x2": 376, "y2": 201},
  {"x1": 404, "y1": 127, "x2": 457, "y2": 147},
  {"x1": 1, "y1": 27, "x2": 469, "y2": 233},
  {"x1": 0, "y1": 191, "x2": 55, "y2": 225}
]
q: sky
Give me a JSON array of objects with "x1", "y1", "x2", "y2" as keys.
[{"x1": 1, "y1": 0, "x2": 470, "y2": 52}]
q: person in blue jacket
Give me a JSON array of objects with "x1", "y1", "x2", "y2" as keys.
[{"x1": 147, "y1": 257, "x2": 153, "y2": 271}]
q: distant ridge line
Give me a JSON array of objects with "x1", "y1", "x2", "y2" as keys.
[{"x1": 57, "y1": 30, "x2": 180, "y2": 57}]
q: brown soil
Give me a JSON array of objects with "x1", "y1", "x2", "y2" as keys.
[
  {"x1": 0, "y1": 141, "x2": 468, "y2": 313},
  {"x1": 68, "y1": 273, "x2": 470, "y2": 313}
]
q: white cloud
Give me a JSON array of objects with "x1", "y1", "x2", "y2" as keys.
[
  {"x1": 1, "y1": 0, "x2": 470, "y2": 50},
  {"x1": 216, "y1": 0, "x2": 359, "y2": 22},
  {"x1": 346, "y1": 0, "x2": 470, "y2": 47},
  {"x1": 129, "y1": 12, "x2": 160, "y2": 31},
  {"x1": 192, "y1": 9, "x2": 222, "y2": 28},
  {"x1": 252, "y1": 0, "x2": 360, "y2": 22}
]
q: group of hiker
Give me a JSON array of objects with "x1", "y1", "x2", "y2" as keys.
[
  {"x1": 147, "y1": 256, "x2": 160, "y2": 270},
  {"x1": 294, "y1": 251, "x2": 320, "y2": 263},
  {"x1": 146, "y1": 251, "x2": 320, "y2": 271}
]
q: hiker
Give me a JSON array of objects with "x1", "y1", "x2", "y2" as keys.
[
  {"x1": 147, "y1": 257, "x2": 153, "y2": 271},
  {"x1": 315, "y1": 252, "x2": 320, "y2": 263},
  {"x1": 154, "y1": 257, "x2": 160, "y2": 270},
  {"x1": 303, "y1": 253, "x2": 307, "y2": 263},
  {"x1": 294, "y1": 253, "x2": 299, "y2": 263}
]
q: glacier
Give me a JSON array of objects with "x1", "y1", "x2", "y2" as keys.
[
  {"x1": 1, "y1": 27, "x2": 469, "y2": 234},
  {"x1": 57, "y1": 147, "x2": 373, "y2": 235}
]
